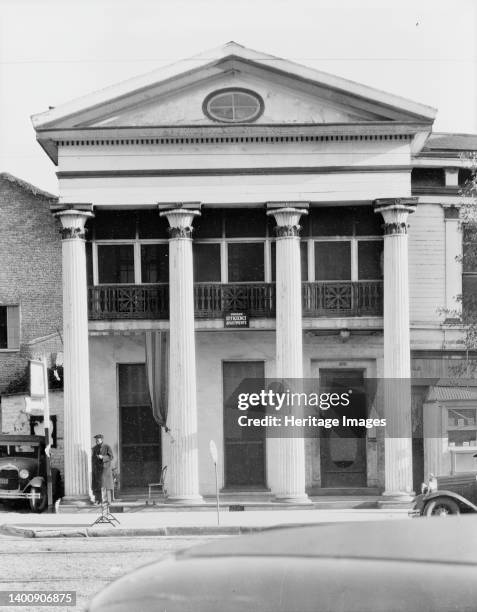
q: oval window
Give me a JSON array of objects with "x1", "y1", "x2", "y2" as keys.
[{"x1": 203, "y1": 88, "x2": 264, "y2": 123}]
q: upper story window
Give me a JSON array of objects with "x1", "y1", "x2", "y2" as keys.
[
  {"x1": 462, "y1": 225, "x2": 477, "y2": 317},
  {"x1": 87, "y1": 207, "x2": 382, "y2": 286},
  {"x1": 203, "y1": 88, "x2": 264, "y2": 123},
  {"x1": 462, "y1": 225, "x2": 477, "y2": 274},
  {"x1": 0, "y1": 305, "x2": 20, "y2": 350}
]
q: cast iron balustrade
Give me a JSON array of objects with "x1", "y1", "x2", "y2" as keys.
[
  {"x1": 88, "y1": 284, "x2": 169, "y2": 320},
  {"x1": 303, "y1": 281, "x2": 383, "y2": 317},
  {"x1": 194, "y1": 283, "x2": 275, "y2": 318},
  {"x1": 88, "y1": 281, "x2": 383, "y2": 320}
]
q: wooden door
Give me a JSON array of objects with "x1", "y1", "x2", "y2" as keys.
[
  {"x1": 118, "y1": 364, "x2": 161, "y2": 490},
  {"x1": 223, "y1": 361, "x2": 266, "y2": 488},
  {"x1": 319, "y1": 369, "x2": 367, "y2": 488}
]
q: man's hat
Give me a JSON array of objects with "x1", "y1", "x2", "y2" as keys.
[{"x1": 94, "y1": 434, "x2": 104, "y2": 439}]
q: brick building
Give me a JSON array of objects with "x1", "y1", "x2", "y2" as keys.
[{"x1": 0, "y1": 172, "x2": 64, "y2": 473}]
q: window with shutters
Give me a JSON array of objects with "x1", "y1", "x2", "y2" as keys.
[
  {"x1": 0, "y1": 305, "x2": 20, "y2": 350},
  {"x1": 462, "y1": 225, "x2": 477, "y2": 319}
]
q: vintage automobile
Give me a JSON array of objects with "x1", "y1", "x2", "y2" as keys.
[
  {"x1": 87, "y1": 517, "x2": 477, "y2": 612},
  {"x1": 0, "y1": 434, "x2": 62, "y2": 512},
  {"x1": 411, "y1": 471, "x2": 477, "y2": 516}
]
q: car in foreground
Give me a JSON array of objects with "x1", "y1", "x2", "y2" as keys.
[
  {"x1": 87, "y1": 516, "x2": 477, "y2": 612},
  {"x1": 411, "y1": 472, "x2": 477, "y2": 516},
  {"x1": 0, "y1": 434, "x2": 62, "y2": 512}
]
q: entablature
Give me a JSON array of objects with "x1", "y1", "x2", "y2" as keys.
[{"x1": 38, "y1": 122, "x2": 423, "y2": 165}]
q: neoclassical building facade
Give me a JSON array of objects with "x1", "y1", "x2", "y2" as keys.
[{"x1": 31, "y1": 42, "x2": 475, "y2": 504}]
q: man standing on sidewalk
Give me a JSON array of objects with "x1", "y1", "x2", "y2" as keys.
[{"x1": 92, "y1": 434, "x2": 114, "y2": 504}]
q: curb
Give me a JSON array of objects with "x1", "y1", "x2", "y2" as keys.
[
  {"x1": 57, "y1": 501, "x2": 380, "y2": 513},
  {"x1": 0, "y1": 523, "x2": 264, "y2": 539}
]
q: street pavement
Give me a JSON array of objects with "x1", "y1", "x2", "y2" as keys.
[
  {"x1": 0, "y1": 533, "x2": 219, "y2": 612},
  {"x1": 0, "y1": 507, "x2": 413, "y2": 611},
  {"x1": 0, "y1": 508, "x2": 407, "y2": 537},
  {"x1": 0, "y1": 506, "x2": 411, "y2": 538}
]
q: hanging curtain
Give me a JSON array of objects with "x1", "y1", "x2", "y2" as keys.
[{"x1": 144, "y1": 330, "x2": 169, "y2": 429}]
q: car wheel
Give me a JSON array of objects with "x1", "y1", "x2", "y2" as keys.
[
  {"x1": 424, "y1": 498, "x2": 460, "y2": 517},
  {"x1": 29, "y1": 483, "x2": 47, "y2": 513}
]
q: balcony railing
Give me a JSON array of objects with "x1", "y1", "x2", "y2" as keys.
[
  {"x1": 88, "y1": 281, "x2": 382, "y2": 321},
  {"x1": 194, "y1": 283, "x2": 276, "y2": 318},
  {"x1": 302, "y1": 281, "x2": 383, "y2": 317},
  {"x1": 89, "y1": 284, "x2": 169, "y2": 320}
]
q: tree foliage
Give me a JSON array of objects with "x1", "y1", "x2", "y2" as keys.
[{"x1": 443, "y1": 153, "x2": 477, "y2": 376}]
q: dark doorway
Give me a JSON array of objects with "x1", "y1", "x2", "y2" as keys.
[
  {"x1": 223, "y1": 361, "x2": 266, "y2": 489},
  {"x1": 319, "y1": 369, "x2": 367, "y2": 488},
  {"x1": 118, "y1": 364, "x2": 161, "y2": 490}
]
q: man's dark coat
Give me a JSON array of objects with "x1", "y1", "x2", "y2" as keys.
[{"x1": 92, "y1": 442, "x2": 114, "y2": 491}]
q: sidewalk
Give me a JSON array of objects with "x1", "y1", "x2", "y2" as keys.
[{"x1": 0, "y1": 507, "x2": 411, "y2": 538}]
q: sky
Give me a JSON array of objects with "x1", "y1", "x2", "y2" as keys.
[{"x1": 0, "y1": 0, "x2": 476, "y2": 195}]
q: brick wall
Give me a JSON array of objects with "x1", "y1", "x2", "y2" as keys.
[
  {"x1": 0, "y1": 175, "x2": 62, "y2": 393},
  {"x1": 0, "y1": 390, "x2": 64, "y2": 475}
]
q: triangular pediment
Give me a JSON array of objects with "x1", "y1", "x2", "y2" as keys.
[
  {"x1": 84, "y1": 67, "x2": 385, "y2": 128},
  {"x1": 32, "y1": 42, "x2": 436, "y2": 134}
]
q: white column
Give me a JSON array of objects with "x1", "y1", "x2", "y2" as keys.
[
  {"x1": 267, "y1": 206, "x2": 311, "y2": 503},
  {"x1": 444, "y1": 205, "x2": 462, "y2": 318},
  {"x1": 55, "y1": 209, "x2": 94, "y2": 503},
  {"x1": 374, "y1": 198, "x2": 417, "y2": 503},
  {"x1": 160, "y1": 207, "x2": 203, "y2": 503}
]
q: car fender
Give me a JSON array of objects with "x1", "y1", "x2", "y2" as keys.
[
  {"x1": 412, "y1": 494, "x2": 426, "y2": 514},
  {"x1": 423, "y1": 490, "x2": 477, "y2": 512},
  {"x1": 27, "y1": 476, "x2": 45, "y2": 489}
]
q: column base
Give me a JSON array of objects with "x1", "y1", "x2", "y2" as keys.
[
  {"x1": 165, "y1": 494, "x2": 205, "y2": 505},
  {"x1": 60, "y1": 496, "x2": 93, "y2": 507},
  {"x1": 377, "y1": 491, "x2": 415, "y2": 509},
  {"x1": 273, "y1": 494, "x2": 312, "y2": 505}
]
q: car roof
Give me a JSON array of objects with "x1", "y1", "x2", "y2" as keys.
[{"x1": 179, "y1": 517, "x2": 477, "y2": 565}]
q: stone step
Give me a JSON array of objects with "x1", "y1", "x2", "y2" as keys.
[{"x1": 57, "y1": 495, "x2": 381, "y2": 512}]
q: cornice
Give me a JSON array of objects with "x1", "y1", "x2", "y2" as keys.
[
  {"x1": 37, "y1": 122, "x2": 430, "y2": 165},
  {"x1": 38, "y1": 121, "x2": 427, "y2": 141}
]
